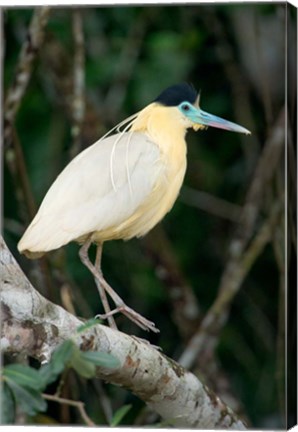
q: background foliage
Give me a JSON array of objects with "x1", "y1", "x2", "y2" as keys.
[{"x1": 3, "y1": 3, "x2": 296, "y2": 428}]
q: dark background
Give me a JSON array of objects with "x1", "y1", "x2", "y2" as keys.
[{"x1": 3, "y1": 3, "x2": 296, "y2": 428}]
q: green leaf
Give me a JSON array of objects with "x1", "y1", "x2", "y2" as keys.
[
  {"x1": 80, "y1": 351, "x2": 120, "y2": 369},
  {"x1": 3, "y1": 364, "x2": 44, "y2": 391},
  {"x1": 70, "y1": 349, "x2": 96, "y2": 379},
  {"x1": 110, "y1": 404, "x2": 132, "y2": 427},
  {"x1": 1, "y1": 383, "x2": 15, "y2": 424},
  {"x1": 38, "y1": 340, "x2": 75, "y2": 386},
  {"x1": 76, "y1": 318, "x2": 102, "y2": 333},
  {"x1": 38, "y1": 363, "x2": 60, "y2": 387},
  {"x1": 5, "y1": 378, "x2": 47, "y2": 416},
  {"x1": 51, "y1": 340, "x2": 75, "y2": 372}
]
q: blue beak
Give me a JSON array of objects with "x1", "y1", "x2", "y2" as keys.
[
  {"x1": 192, "y1": 108, "x2": 251, "y2": 135},
  {"x1": 179, "y1": 102, "x2": 251, "y2": 135}
]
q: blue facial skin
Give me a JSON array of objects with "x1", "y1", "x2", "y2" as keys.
[{"x1": 178, "y1": 102, "x2": 251, "y2": 135}]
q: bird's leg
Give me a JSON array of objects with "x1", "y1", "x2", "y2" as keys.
[
  {"x1": 79, "y1": 239, "x2": 155, "y2": 331},
  {"x1": 79, "y1": 239, "x2": 117, "y2": 329},
  {"x1": 95, "y1": 276, "x2": 159, "y2": 333},
  {"x1": 79, "y1": 239, "x2": 159, "y2": 333},
  {"x1": 94, "y1": 243, "x2": 117, "y2": 330}
]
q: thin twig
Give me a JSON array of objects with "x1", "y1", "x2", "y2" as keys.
[
  {"x1": 53, "y1": 264, "x2": 94, "y2": 318},
  {"x1": 41, "y1": 35, "x2": 102, "y2": 146},
  {"x1": 71, "y1": 9, "x2": 85, "y2": 158},
  {"x1": 180, "y1": 186, "x2": 242, "y2": 223},
  {"x1": 3, "y1": 8, "x2": 52, "y2": 298},
  {"x1": 103, "y1": 9, "x2": 148, "y2": 122},
  {"x1": 42, "y1": 393, "x2": 95, "y2": 426},
  {"x1": 91, "y1": 380, "x2": 113, "y2": 424},
  {"x1": 5, "y1": 129, "x2": 53, "y2": 298},
  {"x1": 179, "y1": 198, "x2": 283, "y2": 370},
  {"x1": 143, "y1": 225, "x2": 201, "y2": 340},
  {"x1": 4, "y1": 7, "x2": 51, "y2": 147},
  {"x1": 202, "y1": 8, "x2": 260, "y2": 176},
  {"x1": 227, "y1": 108, "x2": 285, "y2": 262},
  {"x1": 6, "y1": 129, "x2": 37, "y2": 221}
]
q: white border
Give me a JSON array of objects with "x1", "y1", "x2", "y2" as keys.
[{"x1": 1, "y1": 1, "x2": 297, "y2": 431}]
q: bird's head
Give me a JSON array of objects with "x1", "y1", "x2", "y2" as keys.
[{"x1": 154, "y1": 83, "x2": 251, "y2": 135}]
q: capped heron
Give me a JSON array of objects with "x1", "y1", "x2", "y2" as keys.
[{"x1": 18, "y1": 83, "x2": 250, "y2": 333}]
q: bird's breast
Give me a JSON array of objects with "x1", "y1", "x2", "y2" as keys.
[{"x1": 93, "y1": 133, "x2": 187, "y2": 242}]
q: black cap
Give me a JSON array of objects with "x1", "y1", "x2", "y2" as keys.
[{"x1": 154, "y1": 83, "x2": 197, "y2": 106}]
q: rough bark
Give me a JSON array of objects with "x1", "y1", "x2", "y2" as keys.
[{"x1": 0, "y1": 236, "x2": 245, "y2": 429}]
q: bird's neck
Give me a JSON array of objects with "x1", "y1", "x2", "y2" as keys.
[{"x1": 130, "y1": 103, "x2": 187, "y2": 159}]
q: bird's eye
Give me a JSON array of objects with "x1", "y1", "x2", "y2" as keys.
[{"x1": 181, "y1": 104, "x2": 190, "y2": 111}]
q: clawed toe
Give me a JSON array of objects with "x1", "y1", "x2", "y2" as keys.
[{"x1": 95, "y1": 305, "x2": 159, "y2": 333}]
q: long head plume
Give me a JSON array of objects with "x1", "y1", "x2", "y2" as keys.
[{"x1": 194, "y1": 90, "x2": 201, "y2": 108}]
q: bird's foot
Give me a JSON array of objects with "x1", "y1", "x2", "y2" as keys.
[{"x1": 95, "y1": 304, "x2": 160, "y2": 334}]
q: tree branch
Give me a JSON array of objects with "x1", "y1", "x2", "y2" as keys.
[
  {"x1": 42, "y1": 393, "x2": 95, "y2": 426},
  {"x1": 4, "y1": 7, "x2": 51, "y2": 146},
  {"x1": 0, "y1": 236, "x2": 245, "y2": 429},
  {"x1": 179, "y1": 197, "x2": 283, "y2": 370},
  {"x1": 4, "y1": 7, "x2": 50, "y2": 222},
  {"x1": 180, "y1": 186, "x2": 242, "y2": 223},
  {"x1": 70, "y1": 9, "x2": 86, "y2": 158},
  {"x1": 3, "y1": 8, "x2": 53, "y2": 300},
  {"x1": 143, "y1": 225, "x2": 201, "y2": 340}
]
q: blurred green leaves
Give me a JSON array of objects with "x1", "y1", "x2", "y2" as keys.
[
  {"x1": 110, "y1": 404, "x2": 132, "y2": 427},
  {"x1": 135, "y1": 31, "x2": 192, "y2": 104},
  {"x1": 3, "y1": 378, "x2": 47, "y2": 418},
  {"x1": 3, "y1": 364, "x2": 43, "y2": 390},
  {"x1": 1, "y1": 331, "x2": 120, "y2": 424},
  {"x1": 3, "y1": 363, "x2": 48, "y2": 422}
]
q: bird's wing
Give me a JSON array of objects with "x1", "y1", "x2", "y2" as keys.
[{"x1": 18, "y1": 131, "x2": 163, "y2": 253}]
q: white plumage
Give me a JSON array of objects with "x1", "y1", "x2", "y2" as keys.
[
  {"x1": 18, "y1": 109, "x2": 188, "y2": 259},
  {"x1": 18, "y1": 132, "x2": 161, "y2": 253}
]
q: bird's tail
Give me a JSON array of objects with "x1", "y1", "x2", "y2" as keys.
[{"x1": 17, "y1": 215, "x2": 73, "y2": 259}]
